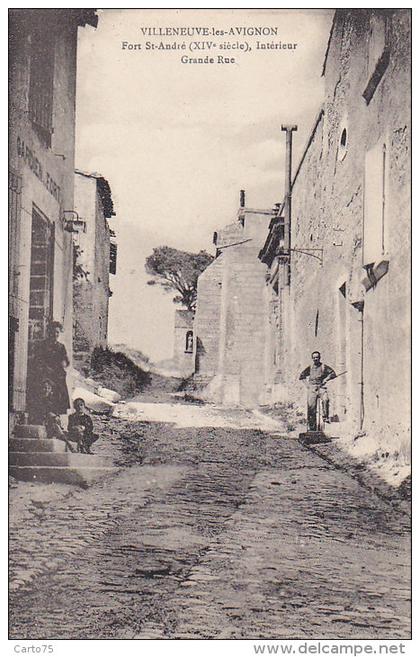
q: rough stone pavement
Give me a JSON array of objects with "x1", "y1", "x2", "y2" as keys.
[{"x1": 9, "y1": 410, "x2": 410, "y2": 640}]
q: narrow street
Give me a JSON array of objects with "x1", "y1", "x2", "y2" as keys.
[
  {"x1": 8, "y1": 7, "x2": 411, "y2": 647},
  {"x1": 9, "y1": 401, "x2": 410, "y2": 640}
]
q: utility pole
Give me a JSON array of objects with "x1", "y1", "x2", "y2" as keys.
[
  {"x1": 274, "y1": 125, "x2": 297, "y2": 399},
  {"x1": 281, "y1": 124, "x2": 297, "y2": 259}
]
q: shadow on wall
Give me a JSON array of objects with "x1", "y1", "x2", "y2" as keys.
[{"x1": 195, "y1": 337, "x2": 205, "y2": 373}]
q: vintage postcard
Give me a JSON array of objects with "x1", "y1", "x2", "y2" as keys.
[{"x1": 8, "y1": 7, "x2": 411, "y2": 646}]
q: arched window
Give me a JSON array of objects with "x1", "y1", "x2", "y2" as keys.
[
  {"x1": 185, "y1": 330, "x2": 194, "y2": 353},
  {"x1": 337, "y1": 118, "x2": 349, "y2": 162}
]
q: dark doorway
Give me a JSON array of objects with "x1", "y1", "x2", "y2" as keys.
[
  {"x1": 9, "y1": 316, "x2": 19, "y2": 411},
  {"x1": 27, "y1": 206, "x2": 54, "y2": 367}
]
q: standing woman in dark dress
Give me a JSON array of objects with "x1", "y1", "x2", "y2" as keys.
[{"x1": 34, "y1": 321, "x2": 71, "y2": 417}]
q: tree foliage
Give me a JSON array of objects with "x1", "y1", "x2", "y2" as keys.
[
  {"x1": 145, "y1": 246, "x2": 213, "y2": 312},
  {"x1": 73, "y1": 244, "x2": 89, "y2": 281}
]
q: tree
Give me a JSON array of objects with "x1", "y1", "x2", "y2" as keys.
[
  {"x1": 73, "y1": 244, "x2": 89, "y2": 281},
  {"x1": 145, "y1": 246, "x2": 213, "y2": 312}
]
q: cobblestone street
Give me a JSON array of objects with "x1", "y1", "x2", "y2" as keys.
[{"x1": 9, "y1": 405, "x2": 410, "y2": 640}]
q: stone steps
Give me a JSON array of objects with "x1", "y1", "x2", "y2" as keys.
[
  {"x1": 9, "y1": 465, "x2": 116, "y2": 487},
  {"x1": 9, "y1": 438, "x2": 67, "y2": 453},
  {"x1": 298, "y1": 431, "x2": 330, "y2": 446},
  {"x1": 9, "y1": 423, "x2": 118, "y2": 487},
  {"x1": 9, "y1": 452, "x2": 112, "y2": 468},
  {"x1": 14, "y1": 424, "x2": 47, "y2": 439}
]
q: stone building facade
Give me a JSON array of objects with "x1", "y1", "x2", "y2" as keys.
[
  {"x1": 261, "y1": 9, "x2": 410, "y2": 455},
  {"x1": 73, "y1": 170, "x2": 116, "y2": 370},
  {"x1": 194, "y1": 205, "x2": 272, "y2": 406},
  {"x1": 8, "y1": 9, "x2": 97, "y2": 417},
  {"x1": 194, "y1": 10, "x2": 410, "y2": 462},
  {"x1": 172, "y1": 310, "x2": 195, "y2": 377}
]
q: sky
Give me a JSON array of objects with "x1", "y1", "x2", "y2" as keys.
[{"x1": 75, "y1": 8, "x2": 333, "y2": 362}]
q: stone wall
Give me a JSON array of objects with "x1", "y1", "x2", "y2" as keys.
[
  {"x1": 194, "y1": 213, "x2": 271, "y2": 406},
  {"x1": 173, "y1": 310, "x2": 194, "y2": 377},
  {"x1": 73, "y1": 173, "x2": 111, "y2": 369},
  {"x1": 279, "y1": 9, "x2": 410, "y2": 456},
  {"x1": 8, "y1": 12, "x2": 81, "y2": 413},
  {"x1": 194, "y1": 256, "x2": 223, "y2": 381}
]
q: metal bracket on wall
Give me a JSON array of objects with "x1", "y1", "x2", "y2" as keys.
[
  {"x1": 241, "y1": 208, "x2": 278, "y2": 216},
  {"x1": 289, "y1": 247, "x2": 324, "y2": 265},
  {"x1": 63, "y1": 210, "x2": 86, "y2": 233},
  {"x1": 217, "y1": 237, "x2": 253, "y2": 250}
]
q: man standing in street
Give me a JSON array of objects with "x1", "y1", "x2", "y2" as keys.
[{"x1": 299, "y1": 351, "x2": 336, "y2": 431}]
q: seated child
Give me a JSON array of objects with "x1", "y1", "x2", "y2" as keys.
[
  {"x1": 31, "y1": 378, "x2": 57, "y2": 425},
  {"x1": 67, "y1": 398, "x2": 99, "y2": 454},
  {"x1": 45, "y1": 412, "x2": 75, "y2": 453}
]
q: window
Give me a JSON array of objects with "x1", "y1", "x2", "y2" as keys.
[
  {"x1": 337, "y1": 127, "x2": 348, "y2": 162},
  {"x1": 363, "y1": 139, "x2": 387, "y2": 266},
  {"x1": 185, "y1": 330, "x2": 194, "y2": 353},
  {"x1": 28, "y1": 31, "x2": 55, "y2": 145},
  {"x1": 337, "y1": 116, "x2": 349, "y2": 162}
]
